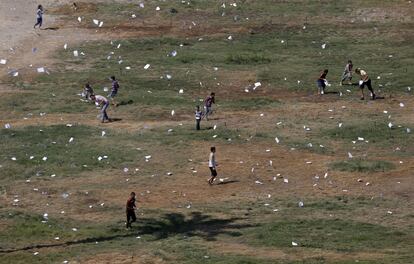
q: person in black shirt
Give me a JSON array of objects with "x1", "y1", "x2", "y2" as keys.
[
  {"x1": 316, "y1": 69, "x2": 328, "y2": 95},
  {"x1": 126, "y1": 192, "x2": 137, "y2": 228}
]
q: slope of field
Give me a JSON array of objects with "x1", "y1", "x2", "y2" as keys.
[{"x1": 0, "y1": 1, "x2": 413, "y2": 263}]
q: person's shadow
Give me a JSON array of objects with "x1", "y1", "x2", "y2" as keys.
[{"x1": 42, "y1": 27, "x2": 59, "y2": 30}]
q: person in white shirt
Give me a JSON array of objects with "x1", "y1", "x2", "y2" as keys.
[
  {"x1": 208, "y1": 147, "x2": 218, "y2": 185},
  {"x1": 195, "y1": 105, "x2": 202, "y2": 130},
  {"x1": 355, "y1": 68, "x2": 376, "y2": 100},
  {"x1": 90, "y1": 95, "x2": 111, "y2": 123},
  {"x1": 34, "y1": 5, "x2": 44, "y2": 29}
]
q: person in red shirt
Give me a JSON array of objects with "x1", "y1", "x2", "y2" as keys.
[{"x1": 126, "y1": 192, "x2": 137, "y2": 228}]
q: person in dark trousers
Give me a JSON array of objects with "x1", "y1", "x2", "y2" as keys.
[
  {"x1": 34, "y1": 5, "x2": 44, "y2": 29},
  {"x1": 316, "y1": 69, "x2": 328, "y2": 95},
  {"x1": 355, "y1": 68, "x2": 376, "y2": 100},
  {"x1": 204, "y1": 92, "x2": 215, "y2": 121},
  {"x1": 84, "y1": 83, "x2": 94, "y2": 100},
  {"x1": 108, "y1": 76, "x2": 120, "y2": 106},
  {"x1": 126, "y1": 192, "x2": 137, "y2": 228},
  {"x1": 90, "y1": 94, "x2": 110, "y2": 123},
  {"x1": 208, "y1": 147, "x2": 218, "y2": 185},
  {"x1": 195, "y1": 105, "x2": 202, "y2": 130},
  {"x1": 340, "y1": 60, "x2": 353, "y2": 85}
]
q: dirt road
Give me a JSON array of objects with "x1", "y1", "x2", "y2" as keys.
[{"x1": 0, "y1": 0, "x2": 130, "y2": 85}]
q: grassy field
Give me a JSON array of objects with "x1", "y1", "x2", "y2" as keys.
[{"x1": 0, "y1": 0, "x2": 413, "y2": 263}]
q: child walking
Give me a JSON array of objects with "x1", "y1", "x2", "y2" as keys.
[
  {"x1": 204, "y1": 92, "x2": 215, "y2": 121},
  {"x1": 195, "y1": 106, "x2": 202, "y2": 130},
  {"x1": 108, "y1": 76, "x2": 120, "y2": 106},
  {"x1": 316, "y1": 69, "x2": 328, "y2": 95},
  {"x1": 83, "y1": 83, "x2": 94, "y2": 101},
  {"x1": 90, "y1": 94, "x2": 111, "y2": 123},
  {"x1": 33, "y1": 5, "x2": 44, "y2": 29},
  {"x1": 208, "y1": 147, "x2": 218, "y2": 185},
  {"x1": 126, "y1": 192, "x2": 137, "y2": 228},
  {"x1": 355, "y1": 68, "x2": 376, "y2": 100},
  {"x1": 340, "y1": 60, "x2": 353, "y2": 85}
]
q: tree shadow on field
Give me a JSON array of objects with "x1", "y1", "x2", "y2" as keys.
[
  {"x1": 0, "y1": 212, "x2": 253, "y2": 253},
  {"x1": 137, "y1": 212, "x2": 253, "y2": 241}
]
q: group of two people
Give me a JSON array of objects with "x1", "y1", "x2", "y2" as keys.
[
  {"x1": 83, "y1": 76, "x2": 120, "y2": 123},
  {"x1": 125, "y1": 145, "x2": 218, "y2": 228},
  {"x1": 317, "y1": 60, "x2": 376, "y2": 100},
  {"x1": 195, "y1": 92, "x2": 216, "y2": 130}
]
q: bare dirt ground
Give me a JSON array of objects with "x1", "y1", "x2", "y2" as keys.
[{"x1": 0, "y1": 0, "x2": 134, "y2": 88}]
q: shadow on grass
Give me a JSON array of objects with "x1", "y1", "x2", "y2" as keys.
[
  {"x1": 216, "y1": 180, "x2": 240, "y2": 185},
  {"x1": 0, "y1": 212, "x2": 252, "y2": 253},
  {"x1": 42, "y1": 27, "x2": 60, "y2": 30},
  {"x1": 118, "y1": 99, "x2": 134, "y2": 106},
  {"x1": 109, "y1": 118, "x2": 122, "y2": 122},
  {"x1": 136, "y1": 212, "x2": 251, "y2": 240}
]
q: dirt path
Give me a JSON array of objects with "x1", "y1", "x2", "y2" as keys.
[{"x1": 0, "y1": 0, "x2": 134, "y2": 85}]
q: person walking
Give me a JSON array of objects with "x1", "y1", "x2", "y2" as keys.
[
  {"x1": 204, "y1": 92, "x2": 215, "y2": 121},
  {"x1": 316, "y1": 69, "x2": 328, "y2": 95},
  {"x1": 33, "y1": 5, "x2": 44, "y2": 29},
  {"x1": 83, "y1": 83, "x2": 95, "y2": 101},
  {"x1": 108, "y1": 76, "x2": 120, "y2": 106},
  {"x1": 126, "y1": 192, "x2": 137, "y2": 228},
  {"x1": 208, "y1": 147, "x2": 218, "y2": 185},
  {"x1": 340, "y1": 60, "x2": 353, "y2": 85},
  {"x1": 195, "y1": 105, "x2": 202, "y2": 130},
  {"x1": 90, "y1": 94, "x2": 111, "y2": 123},
  {"x1": 355, "y1": 68, "x2": 376, "y2": 100}
]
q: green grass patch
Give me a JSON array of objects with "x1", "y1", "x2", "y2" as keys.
[
  {"x1": 0, "y1": 210, "x2": 118, "y2": 250},
  {"x1": 248, "y1": 218, "x2": 409, "y2": 252},
  {"x1": 225, "y1": 53, "x2": 272, "y2": 65},
  {"x1": 138, "y1": 124, "x2": 244, "y2": 146},
  {"x1": 325, "y1": 122, "x2": 412, "y2": 144},
  {"x1": 0, "y1": 125, "x2": 151, "y2": 182},
  {"x1": 330, "y1": 159, "x2": 395, "y2": 173},
  {"x1": 223, "y1": 97, "x2": 281, "y2": 110}
]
